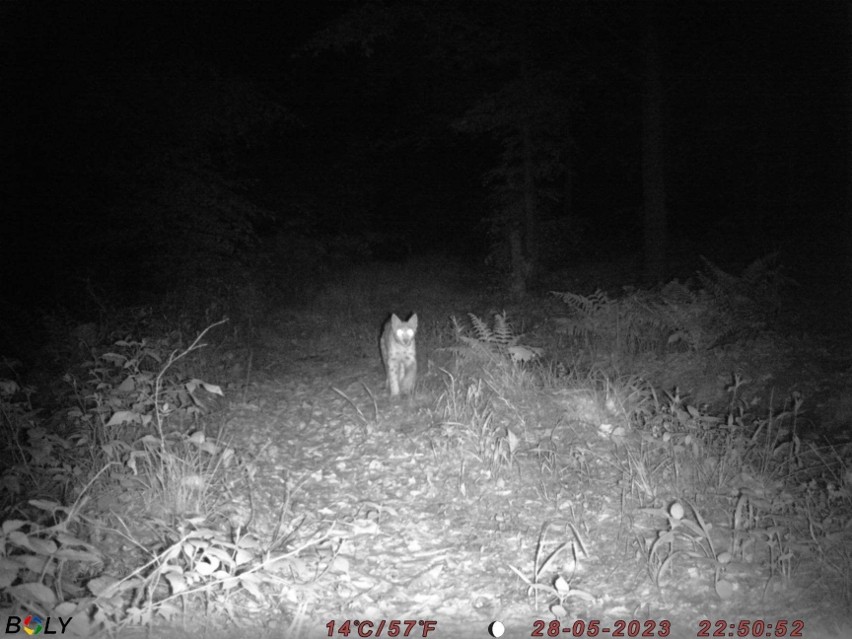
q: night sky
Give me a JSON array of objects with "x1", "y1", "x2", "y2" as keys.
[{"x1": 2, "y1": 1, "x2": 849, "y2": 307}]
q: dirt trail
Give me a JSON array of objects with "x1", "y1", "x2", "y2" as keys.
[
  {"x1": 224, "y1": 372, "x2": 847, "y2": 639},
  {"x1": 220, "y1": 302, "x2": 849, "y2": 639},
  {"x1": 137, "y1": 262, "x2": 852, "y2": 639}
]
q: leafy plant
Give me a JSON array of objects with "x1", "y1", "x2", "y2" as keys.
[
  {"x1": 1, "y1": 479, "x2": 108, "y2": 636},
  {"x1": 697, "y1": 253, "x2": 794, "y2": 347},
  {"x1": 508, "y1": 521, "x2": 591, "y2": 617},
  {"x1": 551, "y1": 288, "x2": 669, "y2": 357},
  {"x1": 552, "y1": 254, "x2": 794, "y2": 361},
  {"x1": 452, "y1": 312, "x2": 542, "y2": 363},
  {"x1": 638, "y1": 500, "x2": 736, "y2": 598},
  {"x1": 64, "y1": 321, "x2": 226, "y2": 449}
]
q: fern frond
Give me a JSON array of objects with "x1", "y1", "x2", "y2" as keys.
[
  {"x1": 695, "y1": 253, "x2": 794, "y2": 347},
  {"x1": 493, "y1": 312, "x2": 516, "y2": 346},
  {"x1": 468, "y1": 313, "x2": 494, "y2": 342},
  {"x1": 741, "y1": 251, "x2": 779, "y2": 284},
  {"x1": 454, "y1": 311, "x2": 537, "y2": 364},
  {"x1": 451, "y1": 315, "x2": 464, "y2": 340},
  {"x1": 659, "y1": 279, "x2": 698, "y2": 305},
  {"x1": 551, "y1": 289, "x2": 612, "y2": 317}
]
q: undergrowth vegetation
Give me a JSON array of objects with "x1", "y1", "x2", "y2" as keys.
[
  {"x1": 434, "y1": 255, "x2": 851, "y2": 623},
  {"x1": 1, "y1": 254, "x2": 850, "y2": 635},
  {"x1": 0, "y1": 309, "x2": 326, "y2": 636}
]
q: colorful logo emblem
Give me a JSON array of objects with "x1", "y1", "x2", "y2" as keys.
[{"x1": 23, "y1": 615, "x2": 43, "y2": 635}]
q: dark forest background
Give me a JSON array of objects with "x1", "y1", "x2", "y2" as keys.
[{"x1": 2, "y1": 1, "x2": 850, "y2": 346}]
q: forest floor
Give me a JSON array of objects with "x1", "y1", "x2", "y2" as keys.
[
  {"x1": 122, "y1": 257, "x2": 852, "y2": 639},
  {"x1": 8, "y1": 257, "x2": 849, "y2": 639}
]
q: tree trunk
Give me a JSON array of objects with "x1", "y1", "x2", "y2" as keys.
[
  {"x1": 521, "y1": 116, "x2": 538, "y2": 275},
  {"x1": 845, "y1": 1, "x2": 852, "y2": 314},
  {"x1": 641, "y1": 4, "x2": 668, "y2": 285},
  {"x1": 508, "y1": 224, "x2": 528, "y2": 299},
  {"x1": 563, "y1": 136, "x2": 573, "y2": 219},
  {"x1": 516, "y1": 13, "x2": 538, "y2": 295}
]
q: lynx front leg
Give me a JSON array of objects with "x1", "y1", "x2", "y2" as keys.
[
  {"x1": 400, "y1": 360, "x2": 417, "y2": 395},
  {"x1": 387, "y1": 363, "x2": 401, "y2": 397}
]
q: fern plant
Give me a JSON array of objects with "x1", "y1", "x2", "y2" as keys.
[
  {"x1": 697, "y1": 253, "x2": 792, "y2": 346},
  {"x1": 552, "y1": 254, "x2": 793, "y2": 360},
  {"x1": 655, "y1": 280, "x2": 715, "y2": 352},
  {"x1": 551, "y1": 289, "x2": 669, "y2": 357},
  {"x1": 452, "y1": 312, "x2": 541, "y2": 363}
]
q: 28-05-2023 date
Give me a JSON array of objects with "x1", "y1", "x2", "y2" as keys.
[{"x1": 530, "y1": 618, "x2": 804, "y2": 637}]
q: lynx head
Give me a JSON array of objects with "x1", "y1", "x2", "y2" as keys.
[{"x1": 391, "y1": 313, "x2": 417, "y2": 345}]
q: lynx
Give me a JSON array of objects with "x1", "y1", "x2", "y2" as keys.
[{"x1": 380, "y1": 313, "x2": 418, "y2": 397}]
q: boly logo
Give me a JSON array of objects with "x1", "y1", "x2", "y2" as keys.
[
  {"x1": 22, "y1": 616, "x2": 41, "y2": 636},
  {"x1": 4, "y1": 615, "x2": 73, "y2": 635}
]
